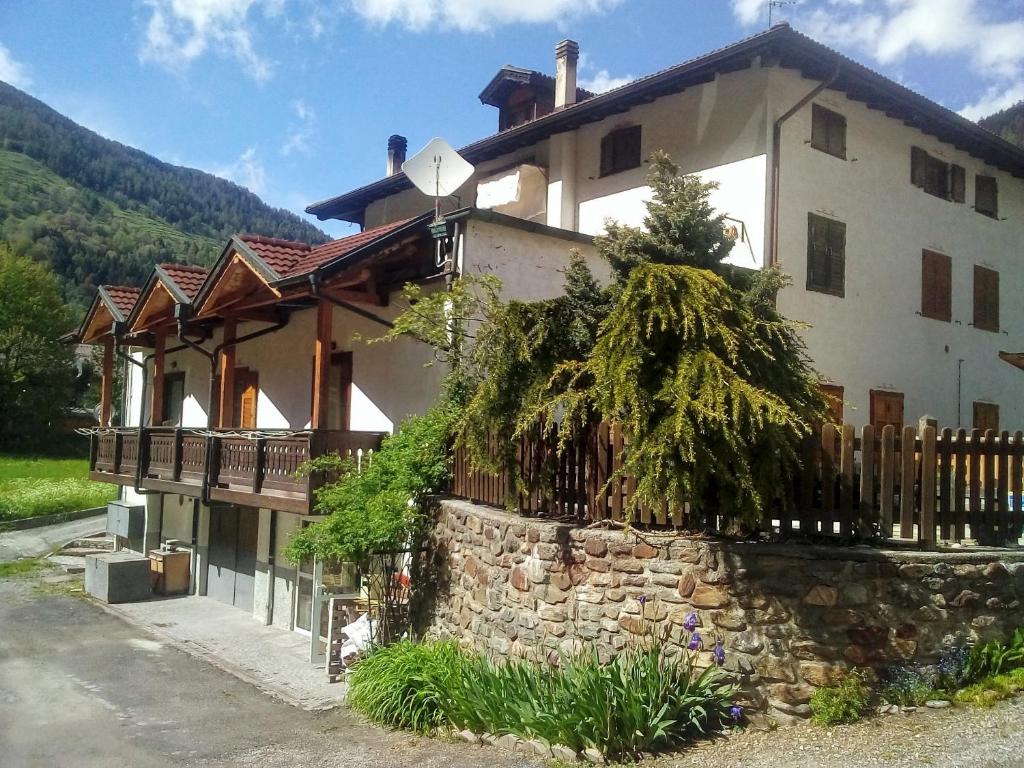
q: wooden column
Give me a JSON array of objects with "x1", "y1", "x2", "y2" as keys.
[
  {"x1": 311, "y1": 298, "x2": 333, "y2": 430},
  {"x1": 151, "y1": 329, "x2": 166, "y2": 426},
  {"x1": 218, "y1": 316, "x2": 237, "y2": 429},
  {"x1": 100, "y1": 337, "x2": 114, "y2": 427}
]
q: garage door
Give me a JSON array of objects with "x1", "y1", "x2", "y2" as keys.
[{"x1": 206, "y1": 506, "x2": 258, "y2": 612}]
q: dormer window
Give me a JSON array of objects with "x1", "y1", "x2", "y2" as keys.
[{"x1": 600, "y1": 125, "x2": 642, "y2": 177}]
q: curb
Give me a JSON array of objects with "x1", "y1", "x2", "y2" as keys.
[
  {"x1": 0, "y1": 508, "x2": 106, "y2": 533},
  {"x1": 90, "y1": 598, "x2": 342, "y2": 713}
]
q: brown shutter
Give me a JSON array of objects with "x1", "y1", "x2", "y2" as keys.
[
  {"x1": 950, "y1": 165, "x2": 966, "y2": 203},
  {"x1": 830, "y1": 110, "x2": 847, "y2": 159},
  {"x1": 870, "y1": 390, "x2": 904, "y2": 432},
  {"x1": 811, "y1": 104, "x2": 828, "y2": 152},
  {"x1": 973, "y1": 266, "x2": 999, "y2": 332},
  {"x1": 827, "y1": 217, "x2": 846, "y2": 296},
  {"x1": 911, "y1": 146, "x2": 927, "y2": 187},
  {"x1": 820, "y1": 384, "x2": 844, "y2": 425},
  {"x1": 972, "y1": 402, "x2": 999, "y2": 432},
  {"x1": 240, "y1": 371, "x2": 258, "y2": 429},
  {"x1": 921, "y1": 250, "x2": 951, "y2": 322},
  {"x1": 600, "y1": 133, "x2": 614, "y2": 177},
  {"x1": 975, "y1": 175, "x2": 998, "y2": 217}
]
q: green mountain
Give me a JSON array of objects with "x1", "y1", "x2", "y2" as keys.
[
  {"x1": 0, "y1": 81, "x2": 329, "y2": 310},
  {"x1": 979, "y1": 100, "x2": 1024, "y2": 150}
]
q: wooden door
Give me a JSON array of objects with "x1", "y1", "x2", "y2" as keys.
[{"x1": 232, "y1": 368, "x2": 259, "y2": 429}]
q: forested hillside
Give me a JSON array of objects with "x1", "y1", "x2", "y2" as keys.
[
  {"x1": 980, "y1": 100, "x2": 1024, "y2": 150},
  {"x1": 0, "y1": 81, "x2": 329, "y2": 309}
]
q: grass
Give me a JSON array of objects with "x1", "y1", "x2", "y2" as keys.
[
  {"x1": 954, "y1": 668, "x2": 1024, "y2": 707},
  {"x1": 0, "y1": 558, "x2": 47, "y2": 578},
  {"x1": 810, "y1": 670, "x2": 872, "y2": 726},
  {"x1": 0, "y1": 455, "x2": 115, "y2": 522}
]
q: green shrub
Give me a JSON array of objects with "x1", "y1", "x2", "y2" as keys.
[
  {"x1": 964, "y1": 629, "x2": 1024, "y2": 682},
  {"x1": 444, "y1": 643, "x2": 736, "y2": 758},
  {"x1": 880, "y1": 663, "x2": 940, "y2": 707},
  {"x1": 347, "y1": 640, "x2": 468, "y2": 733},
  {"x1": 954, "y1": 667, "x2": 1024, "y2": 707},
  {"x1": 810, "y1": 670, "x2": 871, "y2": 725},
  {"x1": 0, "y1": 477, "x2": 115, "y2": 521}
]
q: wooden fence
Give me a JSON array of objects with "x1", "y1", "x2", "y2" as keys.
[{"x1": 450, "y1": 422, "x2": 1024, "y2": 545}]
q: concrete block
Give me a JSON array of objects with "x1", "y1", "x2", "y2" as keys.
[{"x1": 85, "y1": 552, "x2": 152, "y2": 603}]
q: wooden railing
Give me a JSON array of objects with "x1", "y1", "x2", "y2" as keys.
[
  {"x1": 451, "y1": 422, "x2": 1024, "y2": 546},
  {"x1": 88, "y1": 427, "x2": 386, "y2": 514}
]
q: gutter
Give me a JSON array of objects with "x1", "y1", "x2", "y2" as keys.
[
  {"x1": 767, "y1": 64, "x2": 841, "y2": 268},
  {"x1": 309, "y1": 273, "x2": 394, "y2": 330}
]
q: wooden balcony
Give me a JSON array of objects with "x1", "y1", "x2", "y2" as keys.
[{"x1": 88, "y1": 427, "x2": 386, "y2": 514}]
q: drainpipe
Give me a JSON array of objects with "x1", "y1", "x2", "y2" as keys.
[{"x1": 767, "y1": 64, "x2": 841, "y2": 268}]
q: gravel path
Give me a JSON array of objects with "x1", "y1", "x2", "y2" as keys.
[{"x1": 661, "y1": 698, "x2": 1024, "y2": 768}]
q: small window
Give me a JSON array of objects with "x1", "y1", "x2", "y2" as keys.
[
  {"x1": 820, "y1": 383, "x2": 844, "y2": 425},
  {"x1": 920, "y1": 250, "x2": 951, "y2": 322},
  {"x1": 161, "y1": 372, "x2": 186, "y2": 426},
  {"x1": 870, "y1": 390, "x2": 904, "y2": 433},
  {"x1": 599, "y1": 125, "x2": 642, "y2": 177},
  {"x1": 806, "y1": 213, "x2": 846, "y2": 297},
  {"x1": 975, "y1": 175, "x2": 998, "y2": 218},
  {"x1": 910, "y1": 146, "x2": 950, "y2": 199},
  {"x1": 973, "y1": 265, "x2": 999, "y2": 332},
  {"x1": 972, "y1": 402, "x2": 999, "y2": 432},
  {"x1": 810, "y1": 104, "x2": 846, "y2": 159},
  {"x1": 950, "y1": 165, "x2": 966, "y2": 203}
]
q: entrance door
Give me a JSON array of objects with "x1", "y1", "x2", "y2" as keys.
[{"x1": 206, "y1": 506, "x2": 258, "y2": 612}]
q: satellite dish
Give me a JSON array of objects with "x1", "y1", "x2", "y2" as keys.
[{"x1": 402, "y1": 137, "x2": 474, "y2": 222}]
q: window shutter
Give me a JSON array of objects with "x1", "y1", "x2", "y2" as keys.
[
  {"x1": 950, "y1": 165, "x2": 966, "y2": 203},
  {"x1": 911, "y1": 147, "x2": 927, "y2": 187},
  {"x1": 820, "y1": 384, "x2": 844, "y2": 425},
  {"x1": 811, "y1": 105, "x2": 828, "y2": 152},
  {"x1": 921, "y1": 250, "x2": 951, "y2": 322},
  {"x1": 975, "y1": 175, "x2": 998, "y2": 217},
  {"x1": 973, "y1": 266, "x2": 999, "y2": 332},
  {"x1": 600, "y1": 133, "x2": 614, "y2": 177},
  {"x1": 830, "y1": 111, "x2": 847, "y2": 159},
  {"x1": 972, "y1": 402, "x2": 999, "y2": 432},
  {"x1": 870, "y1": 390, "x2": 904, "y2": 432},
  {"x1": 827, "y1": 218, "x2": 846, "y2": 296}
]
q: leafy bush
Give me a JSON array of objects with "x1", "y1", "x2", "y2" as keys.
[
  {"x1": 880, "y1": 664, "x2": 939, "y2": 707},
  {"x1": 810, "y1": 670, "x2": 871, "y2": 725},
  {"x1": 346, "y1": 637, "x2": 738, "y2": 760},
  {"x1": 347, "y1": 640, "x2": 468, "y2": 733},
  {"x1": 444, "y1": 643, "x2": 736, "y2": 758},
  {"x1": 936, "y1": 646, "x2": 971, "y2": 690},
  {"x1": 964, "y1": 629, "x2": 1024, "y2": 682},
  {"x1": 0, "y1": 477, "x2": 115, "y2": 521}
]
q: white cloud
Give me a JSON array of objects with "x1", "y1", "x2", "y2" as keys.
[
  {"x1": 212, "y1": 146, "x2": 267, "y2": 194},
  {"x1": 139, "y1": 0, "x2": 276, "y2": 82},
  {"x1": 961, "y1": 83, "x2": 1024, "y2": 122},
  {"x1": 733, "y1": 1, "x2": 1024, "y2": 122},
  {"x1": 0, "y1": 43, "x2": 31, "y2": 89},
  {"x1": 580, "y1": 68, "x2": 632, "y2": 94},
  {"x1": 281, "y1": 98, "x2": 316, "y2": 156},
  {"x1": 347, "y1": 0, "x2": 624, "y2": 32}
]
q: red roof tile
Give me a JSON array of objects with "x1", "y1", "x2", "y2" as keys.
[
  {"x1": 158, "y1": 263, "x2": 209, "y2": 300},
  {"x1": 239, "y1": 234, "x2": 310, "y2": 275},
  {"x1": 285, "y1": 218, "x2": 414, "y2": 277},
  {"x1": 103, "y1": 285, "x2": 141, "y2": 319}
]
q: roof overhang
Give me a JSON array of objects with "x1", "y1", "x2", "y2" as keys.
[
  {"x1": 191, "y1": 237, "x2": 284, "y2": 319},
  {"x1": 306, "y1": 24, "x2": 1024, "y2": 224},
  {"x1": 999, "y1": 351, "x2": 1024, "y2": 372},
  {"x1": 76, "y1": 285, "x2": 134, "y2": 344}
]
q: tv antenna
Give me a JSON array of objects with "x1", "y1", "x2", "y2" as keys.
[
  {"x1": 767, "y1": 0, "x2": 796, "y2": 27},
  {"x1": 402, "y1": 137, "x2": 475, "y2": 271}
]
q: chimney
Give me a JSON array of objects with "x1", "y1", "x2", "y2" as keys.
[
  {"x1": 554, "y1": 39, "x2": 579, "y2": 109},
  {"x1": 387, "y1": 134, "x2": 407, "y2": 176}
]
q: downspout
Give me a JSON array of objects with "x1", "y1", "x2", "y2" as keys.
[{"x1": 768, "y1": 64, "x2": 841, "y2": 268}]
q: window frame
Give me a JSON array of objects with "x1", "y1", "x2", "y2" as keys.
[
  {"x1": 920, "y1": 249, "x2": 952, "y2": 323},
  {"x1": 160, "y1": 371, "x2": 186, "y2": 427},
  {"x1": 806, "y1": 213, "x2": 846, "y2": 298},
  {"x1": 810, "y1": 104, "x2": 847, "y2": 160},
  {"x1": 599, "y1": 124, "x2": 642, "y2": 178}
]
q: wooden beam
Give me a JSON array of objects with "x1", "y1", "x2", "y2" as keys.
[
  {"x1": 311, "y1": 299, "x2": 333, "y2": 429},
  {"x1": 151, "y1": 329, "x2": 166, "y2": 426},
  {"x1": 218, "y1": 316, "x2": 237, "y2": 429},
  {"x1": 321, "y1": 287, "x2": 385, "y2": 306},
  {"x1": 100, "y1": 337, "x2": 114, "y2": 427}
]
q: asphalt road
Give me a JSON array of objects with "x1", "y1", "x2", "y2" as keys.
[
  {"x1": 0, "y1": 514, "x2": 106, "y2": 562},
  {"x1": 0, "y1": 574, "x2": 535, "y2": 768}
]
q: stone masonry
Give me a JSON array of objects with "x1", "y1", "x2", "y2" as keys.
[{"x1": 422, "y1": 499, "x2": 1024, "y2": 725}]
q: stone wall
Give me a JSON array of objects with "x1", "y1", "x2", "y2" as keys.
[{"x1": 423, "y1": 500, "x2": 1024, "y2": 725}]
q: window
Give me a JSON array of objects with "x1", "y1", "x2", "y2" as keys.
[
  {"x1": 972, "y1": 402, "x2": 999, "y2": 432},
  {"x1": 599, "y1": 125, "x2": 642, "y2": 177},
  {"x1": 161, "y1": 372, "x2": 186, "y2": 426},
  {"x1": 806, "y1": 213, "x2": 846, "y2": 297},
  {"x1": 975, "y1": 175, "x2": 998, "y2": 218},
  {"x1": 950, "y1": 165, "x2": 966, "y2": 203},
  {"x1": 870, "y1": 390, "x2": 904, "y2": 432},
  {"x1": 911, "y1": 146, "x2": 951, "y2": 199},
  {"x1": 810, "y1": 104, "x2": 846, "y2": 159},
  {"x1": 232, "y1": 368, "x2": 259, "y2": 429},
  {"x1": 973, "y1": 265, "x2": 999, "y2": 332},
  {"x1": 920, "y1": 250, "x2": 952, "y2": 322},
  {"x1": 820, "y1": 384, "x2": 844, "y2": 425}
]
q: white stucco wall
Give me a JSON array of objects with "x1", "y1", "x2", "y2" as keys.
[{"x1": 770, "y1": 67, "x2": 1023, "y2": 429}]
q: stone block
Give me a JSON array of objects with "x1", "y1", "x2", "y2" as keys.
[
  {"x1": 584, "y1": 538, "x2": 608, "y2": 557},
  {"x1": 633, "y1": 543, "x2": 658, "y2": 559},
  {"x1": 803, "y1": 584, "x2": 839, "y2": 606},
  {"x1": 690, "y1": 582, "x2": 730, "y2": 609}
]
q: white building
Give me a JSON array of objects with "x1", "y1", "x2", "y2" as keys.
[{"x1": 76, "y1": 25, "x2": 1023, "y2": 641}]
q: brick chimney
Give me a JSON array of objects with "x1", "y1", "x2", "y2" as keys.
[
  {"x1": 387, "y1": 134, "x2": 407, "y2": 176},
  {"x1": 554, "y1": 39, "x2": 579, "y2": 109}
]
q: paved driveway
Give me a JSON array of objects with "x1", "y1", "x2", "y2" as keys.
[
  {"x1": 0, "y1": 575, "x2": 534, "y2": 768},
  {"x1": 0, "y1": 514, "x2": 105, "y2": 562}
]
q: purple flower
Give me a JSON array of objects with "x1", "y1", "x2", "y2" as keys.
[
  {"x1": 637, "y1": 595, "x2": 647, "y2": 606},
  {"x1": 730, "y1": 705, "x2": 743, "y2": 722},
  {"x1": 713, "y1": 640, "x2": 726, "y2": 666},
  {"x1": 687, "y1": 631, "x2": 703, "y2": 651},
  {"x1": 683, "y1": 612, "x2": 698, "y2": 632}
]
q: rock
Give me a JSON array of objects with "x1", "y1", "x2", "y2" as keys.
[
  {"x1": 950, "y1": 589, "x2": 981, "y2": 608},
  {"x1": 803, "y1": 584, "x2": 839, "y2": 606},
  {"x1": 582, "y1": 747, "x2": 605, "y2": 763},
  {"x1": 618, "y1": 614, "x2": 645, "y2": 635},
  {"x1": 677, "y1": 572, "x2": 696, "y2": 598},
  {"x1": 632, "y1": 543, "x2": 658, "y2": 559},
  {"x1": 900, "y1": 706, "x2": 917, "y2": 714},
  {"x1": 611, "y1": 559, "x2": 645, "y2": 574},
  {"x1": 690, "y1": 582, "x2": 730, "y2": 608},
  {"x1": 550, "y1": 744, "x2": 578, "y2": 762},
  {"x1": 799, "y1": 662, "x2": 846, "y2": 687},
  {"x1": 458, "y1": 730, "x2": 481, "y2": 745},
  {"x1": 584, "y1": 538, "x2": 608, "y2": 557},
  {"x1": 510, "y1": 565, "x2": 529, "y2": 592},
  {"x1": 925, "y1": 699, "x2": 951, "y2": 709},
  {"x1": 526, "y1": 740, "x2": 552, "y2": 757}
]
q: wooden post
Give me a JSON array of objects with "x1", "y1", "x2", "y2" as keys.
[
  {"x1": 218, "y1": 316, "x2": 237, "y2": 429},
  {"x1": 100, "y1": 337, "x2": 114, "y2": 427},
  {"x1": 920, "y1": 425, "x2": 937, "y2": 548},
  {"x1": 151, "y1": 329, "x2": 166, "y2": 426},
  {"x1": 311, "y1": 299, "x2": 333, "y2": 430}
]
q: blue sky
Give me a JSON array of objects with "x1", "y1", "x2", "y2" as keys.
[{"x1": 1, "y1": 0, "x2": 1022, "y2": 238}]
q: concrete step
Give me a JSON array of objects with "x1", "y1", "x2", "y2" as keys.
[{"x1": 46, "y1": 555, "x2": 86, "y2": 574}]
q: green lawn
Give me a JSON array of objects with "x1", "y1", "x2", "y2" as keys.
[{"x1": 0, "y1": 455, "x2": 115, "y2": 522}]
